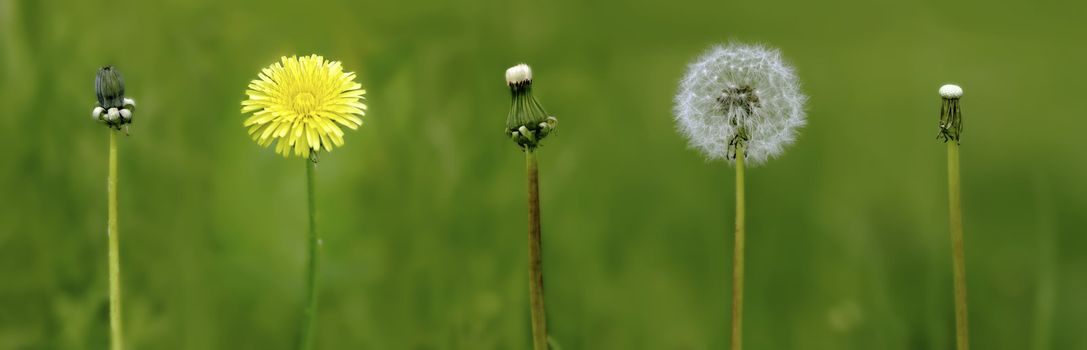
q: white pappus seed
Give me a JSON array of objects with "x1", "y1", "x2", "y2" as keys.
[
  {"x1": 673, "y1": 42, "x2": 808, "y2": 166},
  {"x1": 939, "y1": 84, "x2": 963, "y2": 99},
  {"x1": 505, "y1": 64, "x2": 532, "y2": 85}
]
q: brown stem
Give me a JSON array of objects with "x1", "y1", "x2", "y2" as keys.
[{"x1": 525, "y1": 149, "x2": 548, "y2": 349}]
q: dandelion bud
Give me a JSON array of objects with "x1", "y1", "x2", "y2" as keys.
[
  {"x1": 505, "y1": 63, "x2": 557, "y2": 149},
  {"x1": 938, "y1": 84, "x2": 963, "y2": 143},
  {"x1": 93, "y1": 66, "x2": 136, "y2": 130},
  {"x1": 95, "y1": 66, "x2": 125, "y2": 109}
]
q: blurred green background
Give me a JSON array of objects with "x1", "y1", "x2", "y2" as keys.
[{"x1": 2, "y1": 0, "x2": 1085, "y2": 348}]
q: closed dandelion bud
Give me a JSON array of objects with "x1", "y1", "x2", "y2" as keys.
[
  {"x1": 96, "y1": 66, "x2": 125, "y2": 109},
  {"x1": 505, "y1": 64, "x2": 557, "y2": 149},
  {"x1": 93, "y1": 66, "x2": 136, "y2": 130},
  {"x1": 938, "y1": 84, "x2": 963, "y2": 143},
  {"x1": 674, "y1": 43, "x2": 807, "y2": 165}
]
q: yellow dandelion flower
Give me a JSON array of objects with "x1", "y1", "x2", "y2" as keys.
[{"x1": 242, "y1": 54, "x2": 367, "y2": 158}]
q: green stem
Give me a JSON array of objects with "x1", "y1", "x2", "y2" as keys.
[
  {"x1": 299, "y1": 158, "x2": 322, "y2": 350},
  {"x1": 947, "y1": 142, "x2": 969, "y2": 350},
  {"x1": 730, "y1": 144, "x2": 746, "y2": 350},
  {"x1": 107, "y1": 131, "x2": 124, "y2": 350},
  {"x1": 525, "y1": 149, "x2": 548, "y2": 350}
]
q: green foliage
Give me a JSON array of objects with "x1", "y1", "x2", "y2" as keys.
[{"x1": 1, "y1": 0, "x2": 1085, "y2": 348}]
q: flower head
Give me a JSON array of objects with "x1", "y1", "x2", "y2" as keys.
[
  {"x1": 674, "y1": 43, "x2": 807, "y2": 165},
  {"x1": 938, "y1": 84, "x2": 963, "y2": 143},
  {"x1": 241, "y1": 54, "x2": 367, "y2": 158},
  {"x1": 92, "y1": 66, "x2": 137, "y2": 132},
  {"x1": 506, "y1": 64, "x2": 557, "y2": 150}
]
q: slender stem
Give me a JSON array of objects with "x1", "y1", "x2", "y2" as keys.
[
  {"x1": 730, "y1": 144, "x2": 746, "y2": 350},
  {"x1": 947, "y1": 142, "x2": 969, "y2": 350},
  {"x1": 525, "y1": 148, "x2": 548, "y2": 350},
  {"x1": 299, "y1": 158, "x2": 322, "y2": 350},
  {"x1": 106, "y1": 131, "x2": 124, "y2": 350}
]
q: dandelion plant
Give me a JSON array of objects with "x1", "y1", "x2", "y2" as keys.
[
  {"x1": 505, "y1": 63, "x2": 558, "y2": 350},
  {"x1": 674, "y1": 43, "x2": 807, "y2": 350},
  {"x1": 241, "y1": 54, "x2": 367, "y2": 350},
  {"x1": 937, "y1": 83, "x2": 969, "y2": 350},
  {"x1": 91, "y1": 65, "x2": 137, "y2": 350}
]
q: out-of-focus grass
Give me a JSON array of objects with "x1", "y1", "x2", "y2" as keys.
[{"x1": 1, "y1": 0, "x2": 1085, "y2": 348}]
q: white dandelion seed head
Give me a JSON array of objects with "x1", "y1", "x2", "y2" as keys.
[
  {"x1": 673, "y1": 43, "x2": 808, "y2": 166},
  {"x1": 939, "y1": 84, "x2": 962, "y2": 99},
  {"x1": 92, "y1": 106, "x2": 104, "y2": 120},
  {"x1": 506, "y1": 64, "x2": 532, "y2": 85},
  {"x1": 119, "y1": 108, "x2": 132, "y2": 121}
]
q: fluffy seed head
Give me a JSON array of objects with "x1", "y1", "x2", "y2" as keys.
[
  {"x1": 241, "y1": 54, "x2": 368, "y2": 159},
  {"x1": 506, "y1": 64, "x2": 532, "y2": 85},
  {"x1": 673, "y1": 43, "x2": 807, "y2": 165},
  {"x1": 939, "y1": 84, "x2": 962, "y2": 99}
]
